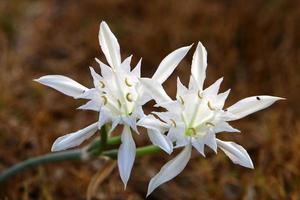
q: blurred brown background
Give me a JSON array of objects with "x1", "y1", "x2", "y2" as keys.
[{"x1": 0, "y1": 0, "x2": 299, "y2": 199}]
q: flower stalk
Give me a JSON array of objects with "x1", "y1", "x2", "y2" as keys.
[{"x1": 0, "y1": 133, "x2": 161, "y2": 183}]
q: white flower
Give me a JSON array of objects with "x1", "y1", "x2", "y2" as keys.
[
  {"x1": 35, "y1": 21, "x2": 192, "y2": 187},
  {"x1": 138, "y1": 42, "x2": 284, "y2": 196}
]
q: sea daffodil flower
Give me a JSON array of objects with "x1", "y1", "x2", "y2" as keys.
[
  {"x1": 138, "y1": 42, "x2": 284, "y2": 196},
  {"x1": 35, "y1": 21, "x2": 192, "y2": 187}
]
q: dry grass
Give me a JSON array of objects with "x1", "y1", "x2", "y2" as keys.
[{"x1": 0, "y1": 0, "x2": 299, "y2": 199}]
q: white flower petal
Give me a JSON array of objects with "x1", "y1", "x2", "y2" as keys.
[
  {"x1": 139, "y1": 78, "x2": 172, "y2": 104},
  {"x1": 188, "y1": 75, "x2": 198, "y2": 91},
  {"x1": 176, "y1": 77, "x2": 188, "y2": 98},
  {"x1": 167, "y1": 126, "x2": 187, "y2": 148},
  {"x1": 138, "y1": 92, "x2": 152, "y2": 105},
  {"x1": 152, "y1": 45, "x2": 192, "y2": 84},
  {"x1": 118, "y1": 126, "x2": 136, "y2": 188},
  {"x1": 216, "y1": 139, "x2": 254, "y2": 169},
  {"x1": 122, "y1": 117, "x2": 139, "y2": 133},
  {"x1": 215, "y1": 89, "x2": 231, "y2": 109},
  {"x1": 137, "y1": 115, "x2": 168, "y2": 133},
  {"x1": 132, "y1": 58, "x2": 142, "y2": 78},
  {"x1": 99, "y1": 21, "x2": 121, "y2": 70},
  {"x1": 75, "y1": 88, "x2": 99, "y2": 100},
  {"x1": 35, "y1": 75, "x2": 87, "y2": 98},
  {"x1": 121, "y1": 55, "x2": 132, "y2": 72},
  {"x1": 192, "y1": 138, "x2": 205, "y2": 156},
  {"x1": 98, "y1": 107, "x2": 111, "y2": 129},
  {"x1": 204, "y1": 132, "x2": 217, "y2": 153},
  {"x1": 203, "y1": 77, "x2": 223, "y2": 97},
  {"x1": 191, "y1": 42, "x2": 207, "y2": 91},
  {"x1": 89, "y1": 67, "x2": 102, "y2": 88},
  {"x1": 227, "y1": 96, "x2": 284, "y2": 120},
  {"x1": 154, "y1": 101, "x2": 182, "y2": 114},
  {"x1": 109, "y1": 117, "x2": 121, "y2": 133},
  {"x1": 132, "y1": 105, "x2": 145, "y2": 119},
  {"x1": 95, "y1": 58, "x2": 113, "y2": 78},
  {"x1": 214, "y1": 121, "x2": 240, "y2": 133},
  {"x1": 147, "y1": 129, "x2": 173, "y2": 154},
  {"x1": 77, "y1": 99, "x2": 101, "y2": 111},
  {"x1": 51, "y1": 122, "x2": 98, "y2": 152},
  {"x1": 147, "y1": 144, "x2": 192, "y2": 196}
]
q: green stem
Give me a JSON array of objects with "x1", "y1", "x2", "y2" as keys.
[
  {"x1": 102, "y1": 145, "x2": 161, "y2": 159},
  {"x1": 0, "y1": 149, "x2": 82, "y2": 183},
  {"x1": 0, "y1": 135, "x2": 161, "y2": 183},
  {"x1": 88, "y1": 135, "x2": 121, "y2": 156},
  {"x1": 0, "y1": 136, "x2": 121, "y2": 183}
]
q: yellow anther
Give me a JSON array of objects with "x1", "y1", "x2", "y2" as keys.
[
  {"x1": 99, "y1": 81, "x2": 105, "y2": 88},
  {"x1": 126, "y1": 93, "x2": 133, "y2": 102},
  {"x1": 197, "y1": 90, "x2": 203, "y2": 99},
  {"x1": 170, "y1": 119, "x2": 177, "y2": 127},
  {"x1": 125, "y1": 77, "x2": 133, "y2": 87},
  {"x1": 117, "y1": 99, "x2": 122, "y2": 108},
  {"x1": 179, "y1": 96, "x2": 184, "y2": 105},
  {"x1": 101, "y1": 95, "x2": 108, "y2": 105},
  {"x1": 205, "y1": 122, "x2": 215, "y2": 127},
  {"x1": 207, "y1": 101, "x2": 215, "y2": 111}
]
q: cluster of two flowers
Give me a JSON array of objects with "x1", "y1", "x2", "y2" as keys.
[{"x1": 35, "y1": 21, "x2": 283, "y2": 196}]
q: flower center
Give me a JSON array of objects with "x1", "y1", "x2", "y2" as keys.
[{"x1": 185, "y1": 127, "x2": 197, "y2": 137}]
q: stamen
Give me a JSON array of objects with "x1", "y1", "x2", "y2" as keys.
[
  {"x1": 117, "y1": 99, "x2": 122, "y2": 108},
  {"x1": 126, "y1": 93, "x2": 133, "y2": 102},
  {"x1": 205, "y1": 122, "x2": 215, "y2": 127},
  {"x1": 179, "y1": 96, "x2": 184, "y2": 105},
  {"x1": 99, "y1": 81, "x2": 105, "y2": 88},
  {"x1": 101, "y1": 95, "x2": 108, "y2": 105},
  {"x1": 197, "y1": 90, "x2": 203, "y2": 99},
  {"x1": 125, "y1": 77, "x2": 133, "y2": 87},
  {"x1": 170, "y1": 119, "x2": 177, "y2": 127},
  {"x1": 207, "y1": 101, "x2": 215, "y2": 111}
]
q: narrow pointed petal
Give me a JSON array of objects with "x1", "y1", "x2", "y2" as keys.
[
  {"x1": 188, "y1": 75, "x2": 198, "y2": 91},
  {"x1": 152, "y1": 45, "x2": 192, "y2": 84},
  {"x1": 98, "y1": 107, "x2": 111, "y2": 129},
  {"x1": 51, "y1": 122, "x2": 98, "y2": 152},
  {"x1": 35, "y1": 75, "x2": 87, "y2": 98},
  {"x1": 191, "y1": 42, "x2": 207, "y2": 91},
  {"x1": 118, "y1": 126, "x2": 136, "y2": 188},
  {"x1": 139, "y1": 78, "x2": 172, "y2": 104},
  {"x1": 214, "y1": 122, "x2": 240, "y2": 133},
  {"x1": 167, "y1": 126, "x2": 188, "y2": 147},
  {"x1": 89, "y1": 67, "x2": 102, "y2": 87},
  {"x1": 137, "y1": 115, "x2": 169, "y2": 132},
  {"x1": 216, "y1": 139, "x2": 254, "y2": 169},
  {"x1": 122, "y1": 117, "x2": 139, "y2": 133},
  {"x1": 176, "y1": 77, "x2": 188, "y2": 98},
  {"x1": 132, "y1": 58, "x2": 142, "y2": 78},
  {"x1": 109, "y1": 117, "x2": 121, "y2": 133},
  {"x1": 204, "y1": 132, "x2": 217, "y2": 153},
  {"x1": 215, "y1": 89, "x2": 231, "y2": 109},
  {"x1": 77, "y1": 100, "x2": 101, "y2": 112},
  {"x1": 75, "y1": 88, "x2": 99, "y2": 100},
  {"x1": 192, "y1": 139, "x2": 205, "y2": 156},
  {"x1": 99, "y1": 21, "x2": 121, "y2": 69},
  {"x1": 227, "y1": 96, "x2": 284, "y2": 120},
  {"x1": 95, "y1": 58, "x2": 113, "y2": 78},
  {"x1": 147, "y1": 129, "x2": 173, "y2": 154},
  {"x1": 121, "y1": 55, "x2": 132, "y2": 72},
  {"x1": 203, "y1": 77, "x2": 223, "y2": 97},
  {"x1": 147, "y1": 144, "x2": 192, "y2": 196}
]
